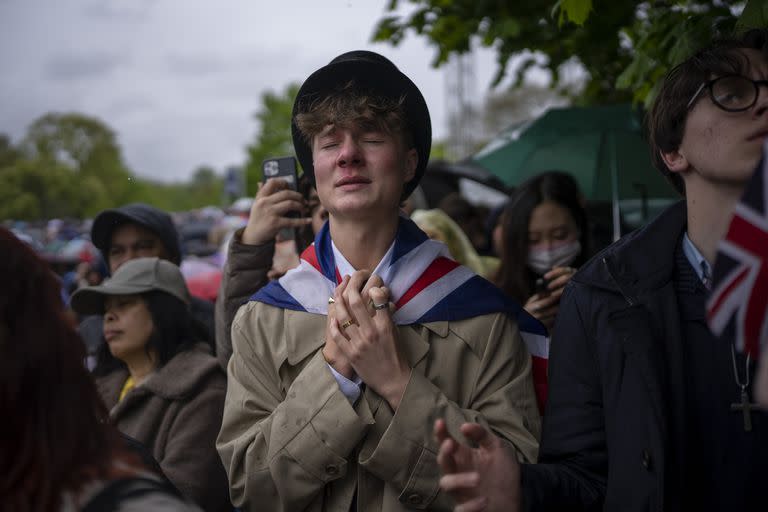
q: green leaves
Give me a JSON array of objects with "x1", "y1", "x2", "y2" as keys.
[
  {"x1": 617, "y1": 3, "x2": 737, "y2": 106},
  {"x1": 244, "y1": 82, "x2": 301, "y2": 196},
  {"x1": 371, "y1": 0, "x2": 760, "y2": 107},
  {"x1": 738, "y1": 0, "x2": 768, "y2": 31},
  {"x1": 553, "y1": 0, "x2": 594, "y2": 26}
]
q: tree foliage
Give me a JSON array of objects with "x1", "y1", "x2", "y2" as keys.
[
  {"x1": 0, "y1": 113, "x2": 225, "y2": 221},
  {"x1": 18, "y1": 113, "x2": 137, "y2": 214},
  {"x1": 373, "y1": 1, "x2": 763, "y2": 106},
  {"x1": 244, "y1": 83, "x2": 301, "y2": 196}
]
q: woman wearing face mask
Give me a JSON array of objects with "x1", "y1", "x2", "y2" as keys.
[
  {"x1": 494, "y1": 171, "x2": 590, "y2": 330},
  {"x1": 70, "y1": 257, "x2": 231, "y2": 512}
]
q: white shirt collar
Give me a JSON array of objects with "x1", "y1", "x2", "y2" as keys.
[
  {"x1": 330, "y1": 239, "x2": 396, "y2": 284},
  {"x1": 682, "y1": 232, "x2": 711, "y2": 285}
]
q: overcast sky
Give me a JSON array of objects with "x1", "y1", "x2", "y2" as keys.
[{"x1": 0, "y1": 0, "x2": 512, "y2": 182}]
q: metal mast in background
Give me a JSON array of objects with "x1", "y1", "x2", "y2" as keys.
[{"x1": 445, "y1": 51, "x2": 477, "y2": 161}]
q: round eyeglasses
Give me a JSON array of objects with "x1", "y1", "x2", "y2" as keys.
[{"x1": 686, "y1": 74, "x2": 768, "y2": 112}]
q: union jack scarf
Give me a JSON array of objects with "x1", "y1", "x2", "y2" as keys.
[
  {"x1": 707, "y1": 146, "x2": 768, "y2": 360},
  {"x1": 251, "y1": 216, "x2": 549, "y2": 409}
]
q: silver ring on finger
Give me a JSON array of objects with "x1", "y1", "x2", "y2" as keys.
[{"x1": 372, "y1": 302, "x2": 388, "y2": 310}]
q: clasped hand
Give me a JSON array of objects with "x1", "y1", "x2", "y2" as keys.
[{"x1": 323, "y1": 270, "x2": 412, "y2": 410}]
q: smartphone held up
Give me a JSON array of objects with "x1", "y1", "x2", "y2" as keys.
[
  {"x1": 535, "y1": 277, "x2": 550, "y2": 297},
  {"x1": 262, "y1": 156, "x2": 299, "y2": 242}
]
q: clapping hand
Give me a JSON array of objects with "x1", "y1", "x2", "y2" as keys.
[{"x1": 435, "y1": 419, "x2": 521, "y2": 512}]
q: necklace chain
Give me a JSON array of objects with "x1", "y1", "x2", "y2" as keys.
[{"x1": 730, "y1": 344, "x2": 751, "y2": 390}]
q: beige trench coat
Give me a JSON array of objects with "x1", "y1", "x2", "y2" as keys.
[{"x1": 217, "y1": 302, "x2": 541, "y2": 511}]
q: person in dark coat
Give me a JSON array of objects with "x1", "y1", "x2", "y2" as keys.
[
  {"x1": 71, "y1": 257, "x2": 230, "y2": 512},
  {"x1": 434, "y1": 29, "x2": 768, "y2": 511},
  {"x1": 79, "y1": 203, "x2": 215, "y2": 361}
]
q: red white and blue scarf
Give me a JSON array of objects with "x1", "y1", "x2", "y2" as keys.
[{"x1": 251, "y1": 217, "x2": 549, "y2": 408}]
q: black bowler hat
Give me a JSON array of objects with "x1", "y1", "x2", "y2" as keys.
[{"x1": 291, "y1": 50, "x2": 432, "y2": 198}]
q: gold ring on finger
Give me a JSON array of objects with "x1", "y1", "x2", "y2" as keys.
[{"x1": 340, "y1": 318, "x2": 355, "y2": 330}]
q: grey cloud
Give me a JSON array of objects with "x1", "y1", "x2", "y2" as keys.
[
  {"x1": 45, "y1": 52, "x2": 128, "y2": 80},
  {"x1": 105, "y1": 95, "x2": 156, "y2": 117},
  {"x1": 160, "y1": 50, "x2": 307, "y2": 100},
  {"x1": 164, "y1": 48, "x2": 296, "y2": 78},
  {"x1": 81, "y1": 0, "x2": 157, "y2": 23},
  {"x1": 165, "y1": 54, "x2": 228, "y2": 76}
]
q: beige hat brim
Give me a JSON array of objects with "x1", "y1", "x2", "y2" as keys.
[{"x1": 70, "y1": 283, "x2": 154, "y2": 316}]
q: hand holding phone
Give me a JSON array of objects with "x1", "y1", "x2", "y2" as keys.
[
  {"x1": 262, "y1": 157, "x2": 300, "y2": 242},
  {"x1": 240, "y1": 156, "x2": 311, "y2": 246},
  {"x1": 535, "y1": 277, "x2": 550, "y2": 297}
]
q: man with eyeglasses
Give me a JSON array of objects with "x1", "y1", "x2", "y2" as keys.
[{"x1": 434, "y1": 29, "x2": 768, "y2": 511}]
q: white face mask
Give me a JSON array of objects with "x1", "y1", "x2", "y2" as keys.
[{"x1": 527, "y1": 240, "x2": 581, "y2": 275}]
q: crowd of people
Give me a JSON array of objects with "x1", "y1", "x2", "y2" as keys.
[{"x1": 2, "y1": 27, "x2": 767, "y2": 512}]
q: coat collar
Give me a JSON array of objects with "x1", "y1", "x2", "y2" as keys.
[
  {"x1": 97, "y1": 343, "x2": 220, "y2": 414},
  {"x1": 575, "y1": 200, "x2": 687, "y2": 300},
  {"x1": 140, "y1": 343, "x2": 220, "y2": 399}
]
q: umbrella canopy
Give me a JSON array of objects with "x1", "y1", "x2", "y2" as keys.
[
  {"x1": 472, "y1": 104, "x2": 679, "y2": 235},
  {"x1": 59, "y1": 238, "x2": 99, "y2": 263},
  {"x1": 180, "y1": 258, "x2": 222, "y2": 302},
  {"x1": 180, "y1": 258, "x2": 220, "y2": 279},
  {"x1": 186, "y1": 270, "x2": 222, "y2": 302},
  {"x1": 420, "y1": 159, "x2": 511, "y2": 208}
]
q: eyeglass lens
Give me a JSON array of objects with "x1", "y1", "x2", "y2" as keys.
[{"x1": 711, "y1": 76, "x2": 757, "y2": 111}]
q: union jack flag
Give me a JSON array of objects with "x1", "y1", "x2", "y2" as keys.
[
  {"x1": 252, "y1": 216, "x2": 550, "y2": 409},
  {"x1": 706, "y1": 147, "x2": 768, "y2": 358}
]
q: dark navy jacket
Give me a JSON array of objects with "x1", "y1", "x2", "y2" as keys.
[{"x1": 522, "y1": 201, "x2": 691, "y2": 511}]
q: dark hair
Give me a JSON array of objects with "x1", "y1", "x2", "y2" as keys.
[
  {"x1": 648, "y1": 28, "x2": 768, "y2": 196},
  {"x1": 294, "y1": 81, "x2": 414, "y2": 147},
  {"x1": 493, "y1": 171, "x2": 590, "y2": 302},
  {"x1": 0, "y1": 228, "x2": 132, "y2": 510},
  {"x1": 438, "y1": 193, "x2": 479, "y2": 226},
  {"x1": 438, "y1": 192, "x2": 489, "y2": 252},
  {"x1": 93, "y1": 290, "x2": 209, "y2": 376}
]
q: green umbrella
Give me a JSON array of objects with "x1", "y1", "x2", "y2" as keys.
[{"x1": 472, "y1": 104, "x2": 679, "y2": 238}]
